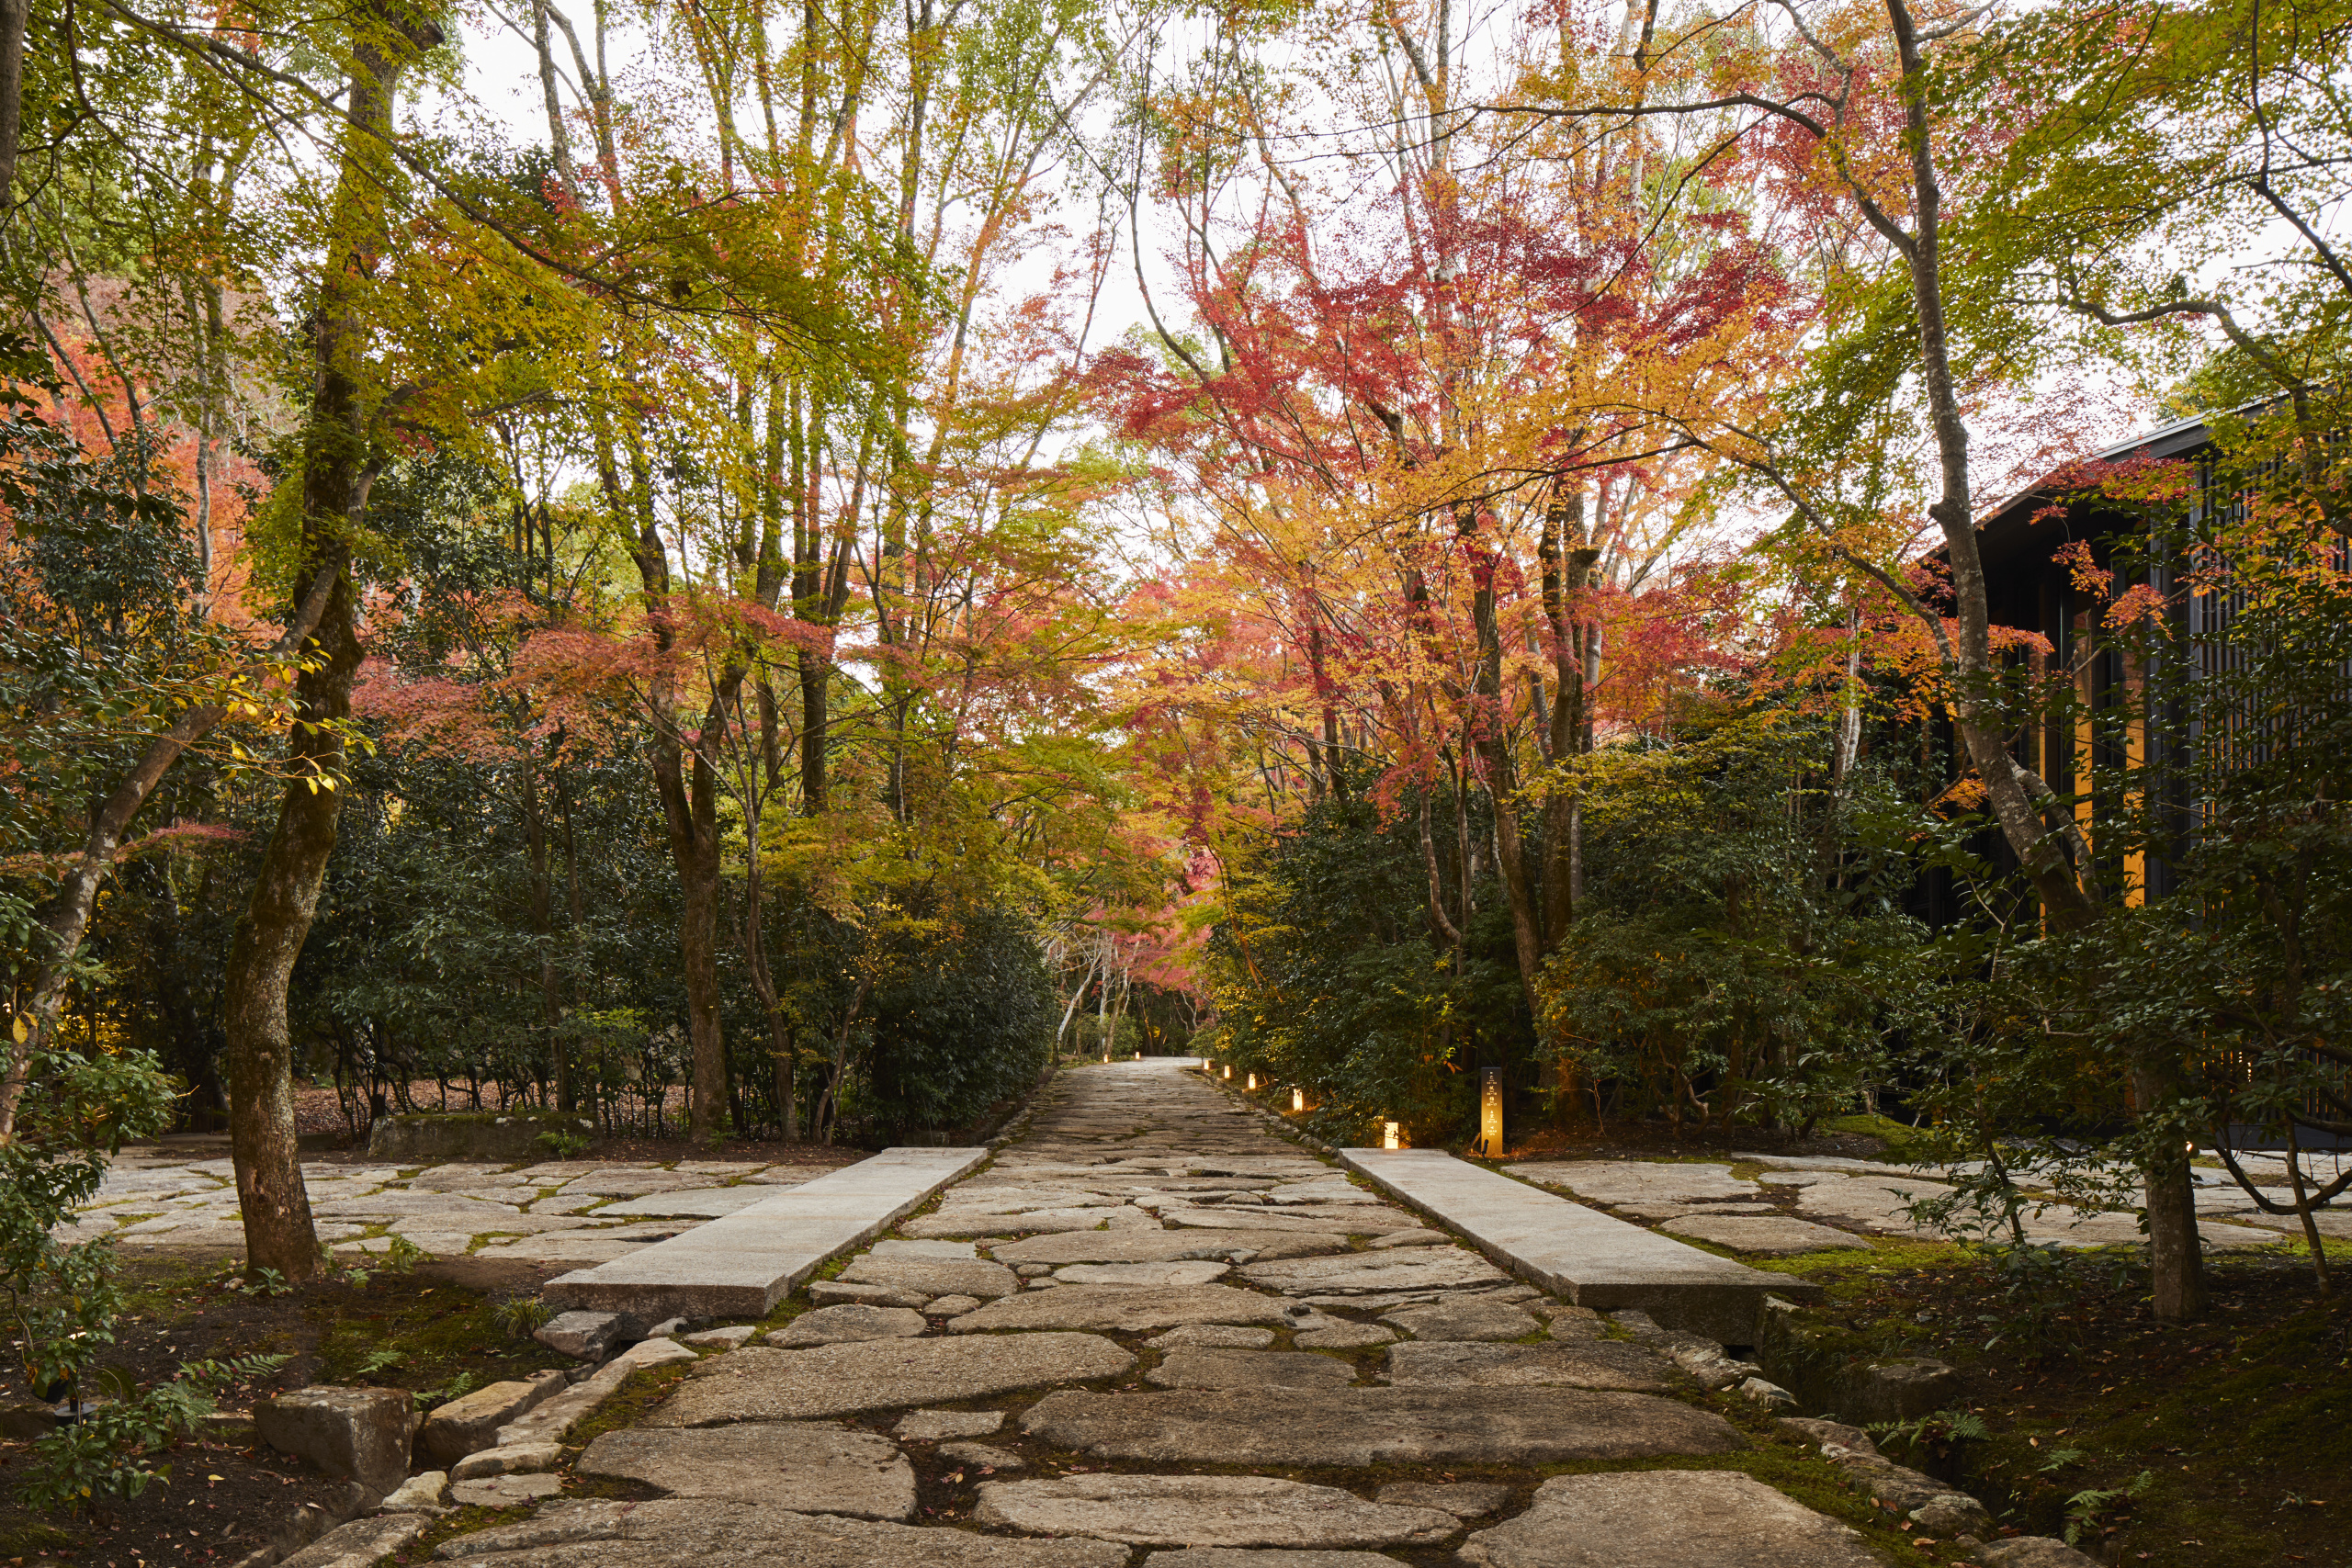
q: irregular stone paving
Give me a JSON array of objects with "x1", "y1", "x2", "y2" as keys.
[
  {"x1": 56, "y1": 1149, "x2": 851, "y2": 1262},
  {"x1": 1506, "y1": 1150, "x2": 2341, "y2": 1253},
  {"x1": 424, "y1": 1060, "x2": 1969, "y2": 1566},
  {"x1": 1457, "y1": 1470, "x2": 1884, "y2": 1567}
]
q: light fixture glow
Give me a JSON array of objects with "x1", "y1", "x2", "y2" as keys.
[
  {"x1": 1383, "y1": 1121, "x2": 1404, "y2": 1150},
  {"x1": 1291, "y1": 1088, "x2": 1306, "y2": 1112},
  {"x1": 1478, "y1": 1067, "x2": 1504, "y2": 1157},
  {"x1": 1222, "y1": 1063, "x2": 1232, "y2": 1079},
  {"x1": 1246, "y1": 1073, "x2": 1259, "y2": 1091}
]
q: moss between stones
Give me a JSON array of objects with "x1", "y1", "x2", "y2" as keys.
[
  {"x1": 312, "y1": 1278, "x2": 571, "y2": 1396},
  {"x1": 0, "y1": 1519, "x2": 75, "y2": 1558},
  {"x1": 379, "y1": 1502, "x2": 550, "y2": 1564},
  {"x1": 560, "y1": 1360, "x2": 696, "y2": 1450},
  {"x1": 1748, "y1": 1239, "x2": 1969, "y2": 1292}
]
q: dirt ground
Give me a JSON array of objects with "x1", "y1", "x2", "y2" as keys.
[
  {"x1": 0, "y1": 1251, "x2": 578, "y2": 1566},
  {"x1": 1790, "y1": 1247, "x2": 2352, "y2": 1566},
  {"x1": 0, "y1": 1124, "x2": 874, "y2": 1568}
]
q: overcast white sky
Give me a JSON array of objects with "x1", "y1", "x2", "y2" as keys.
[{"x1": 428, "y1": 0, "x2": 2329, "y2": 543}]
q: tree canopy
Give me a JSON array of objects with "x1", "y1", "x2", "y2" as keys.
[{"x1": 2, "y1": 0, "x2": 2350, "y2": 1336}]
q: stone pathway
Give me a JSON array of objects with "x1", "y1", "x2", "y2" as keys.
[
  {"x1": 1342, "y1": 1147, "x2": 1810, "y2": 1343},
  {"x1": 542, "y1": 1146, "x2": 989, "y2": 1318},
  {"x1": 57, "y1": 1150, "x2": 857, "y2": 1267},
  {"x1": 393, "y1": 1061, "x2": 2080, "y2": 1568},
  {"x1": 1504, "y1": 1149, "x2": 2343, "y2": 1252}
]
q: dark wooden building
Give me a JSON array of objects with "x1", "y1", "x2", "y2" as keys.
[
  {"x1": 1944, "y1": 409, "x2": 2241, "y2": 912},
  {"x1": 1951, "y1": 410, "x2": 2349, "y2": 1147}
]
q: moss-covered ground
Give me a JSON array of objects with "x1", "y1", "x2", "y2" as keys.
[
  {"x1": 0, "y1": 1256, "x2": 570, "y2": 1565},
  {"x1": 1476, "y1": 1120, "x2": 2352, "y2": 1563},
  {"x1": 1767, "y1": 1240, "x2": 2352, "y2": 1565}
]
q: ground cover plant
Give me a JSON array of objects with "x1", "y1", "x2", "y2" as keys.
[
  {"x1": 1778, "y1": 1244, "x2": 2352, "y2": 1566},
  {"x1": 0, "y1": 1258, "x2": 571, "y2": 1565}
]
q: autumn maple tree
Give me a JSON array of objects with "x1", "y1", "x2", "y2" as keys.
[{"x1": 1109, "y1": 0, "x2": 1810, "y2": 1037}]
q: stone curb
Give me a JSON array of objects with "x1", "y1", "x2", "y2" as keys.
[
  {"x1": 541, "y1": 1149, "x2": 990, "y2": 1319},
  {"x1": 1340, "y1": 1148, "x2": 1821, "y2": 1346}
]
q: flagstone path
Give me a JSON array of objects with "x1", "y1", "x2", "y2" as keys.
[
  {"x1": 414, "y1": 1061, "x2": 1971, "y2": 1567},
  {"x1": 59, "y1": 1148, "x2": 861, "y2": 1268},
  {"x1": 1502, "y1": 1150, "x2": 2327, "y2": 1251}
]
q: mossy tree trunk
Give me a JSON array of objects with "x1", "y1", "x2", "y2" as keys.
[{"x1": 220, "y1": 0, "x2": 442, "y2": 1281}]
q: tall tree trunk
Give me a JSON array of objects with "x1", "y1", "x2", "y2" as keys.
[
  {"x1": 797, "y1": 649, "x2": 830, "y2": 812},
  {"x1": 219, "y1": 0, "x2": 440, "y2": 1280},
  {"x1": 0, "y1": 0, "x2": 25, "y2": 220},
  {"x1": 1465, "y1": 525, "x2": 1545, "y2": 1015},
  {"x1": 1881, "y1": 0, "x2": 2200, "y2": 1318},
  {"x1": 557, "y1": 765, "x2": 584, "y2": 1112},
  {"x1": 740, "y1": 805, "x2": 797, "y2": 1141},
  {"x1": 221, "y1": 583, "x2": 359, "y2": 1280},
  {"x1": 628, "y1": 510, "x2": 733, "y2": 1140},
  {"x1": 528, "y1": 0, "x2": 581, "y2": 198},
  {"x1": 594, "y1": 365, "x2": 729, "y2": 1139},
  {"x1": 2131, "y1": 1052, "x2": 2207, "y2": 1321},
  {"x1": 523, "y1": 760, "x2": 563, "y2": 1111},
  {"x1": 1535, "y1": 479, "x2": 1593, "y2": 946}
]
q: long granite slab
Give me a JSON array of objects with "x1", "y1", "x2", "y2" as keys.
[
  {"x1": 543, "y1": 1146, "x2": 989, "y2": 1318},
  {"x1": 1018, "y1": 1386, "x2": 1740, "y2": 1465},
  {"x1": 1335, "y1": 1148, "x2": 1817, "y2": 1343}
]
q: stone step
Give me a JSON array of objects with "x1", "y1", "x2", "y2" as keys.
[
  {"x1": 648, "y1": 1333, "x2": 1136, "y2": 1424},
  {"x1": 972, "y1": 1475, "x2": 1457, "y2": 1550},
  {"x1": 1142, "y1": 1553, "x2": 1410, "y2": 1568},
  {"x1": 1016, "y1": 1386, "x2": 1741, "y2": 1466},
  {"x1": 1338, "y1": 1148, "x2": 1820, "y2": 1342},
  {"x1": 1382, "y1": 1339, "x2": 1674, "y2": 1392},
  {"x1": 944, "y1": 1282, "x2": 1295, "y2": 1334},
  {"x1": 431, "y1": 1499, "x2": 1128, "y2": 1565},
  {"x1": 1455, "y1": 1469, "x2": 1883, "y2": 1567},
  {"x1": 574, "y1": 1423, "x2": 916, "y2": 1518},
  {"x1": 541, "y1": 1146, "x2": 988, "y2": 1319}
]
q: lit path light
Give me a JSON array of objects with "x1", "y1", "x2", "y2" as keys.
[
  {"x1": 1383, "y1": 1120, "x2": 1404, "y2": 1150},
  {"x1": 1479, "y1": 1067, "x2": 1504, "y2": 1157},
  {"x1": 1291, "y1": 1088, "x2": 1306, "y2": 1112}
]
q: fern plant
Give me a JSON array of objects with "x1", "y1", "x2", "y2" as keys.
[
  {"x1": 17, "y1": 1354, "x2": 286, "y2": 1516},
  {"x1": 2064, "y1": 1471, "x2": 2154, "y2": 1545}
]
